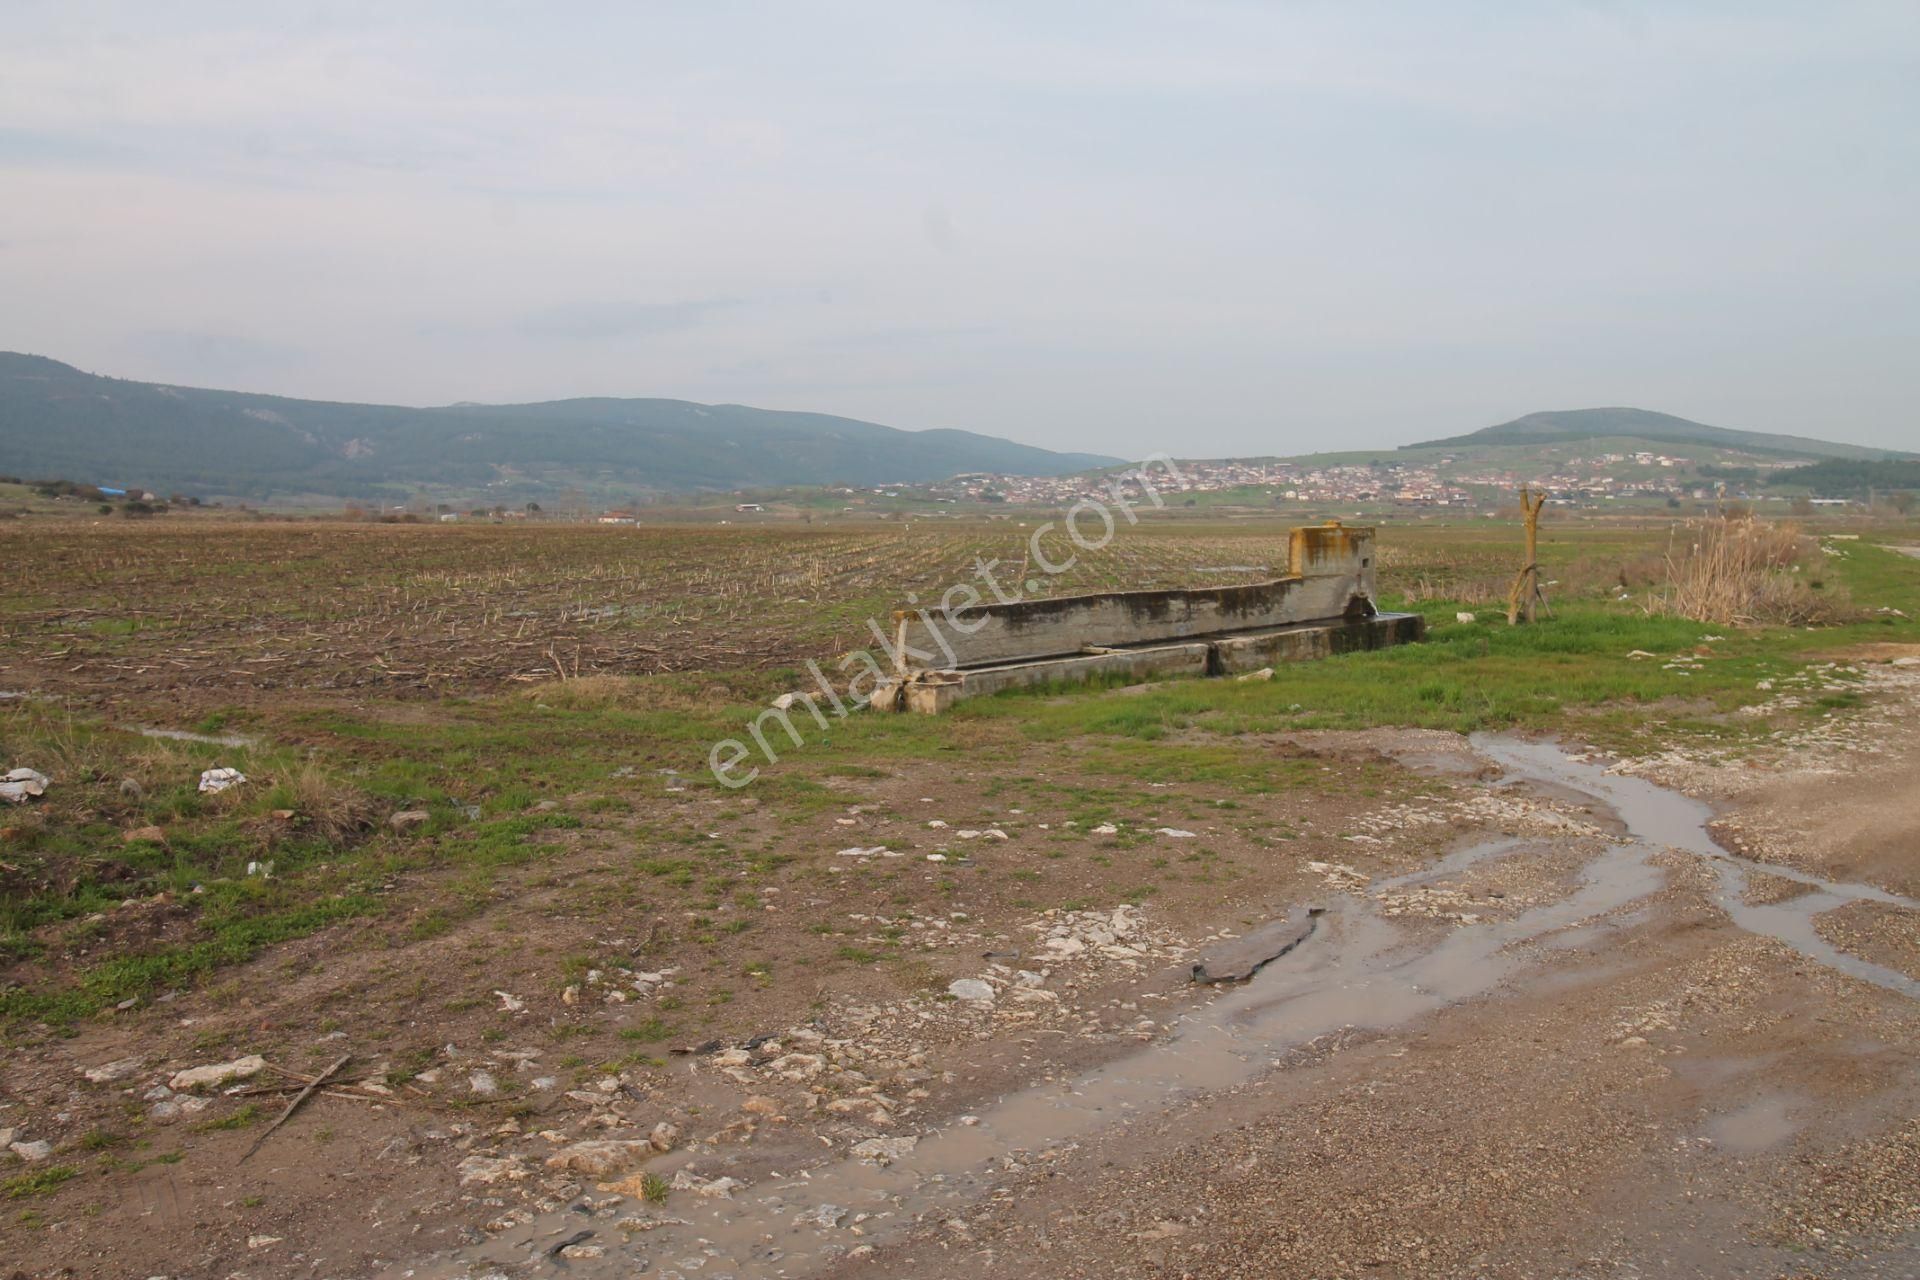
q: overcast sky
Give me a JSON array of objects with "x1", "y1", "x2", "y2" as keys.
[{"x1": 3, "y1": 2, "x2": 1915, "y2": 457}]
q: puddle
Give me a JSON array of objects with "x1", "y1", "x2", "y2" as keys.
[
  {"x1": 401, "y1": 737, "x2": 1919, "y2": 1279},
  {"x1": 126, "y1": 725, "x2": 258, "y2": 749},
  {"x1": 1705, "y1": 1094, "x2": 1803, "y2": 1155},
  {"x1": 1471, "y1": 736, "x2": 1920, "y2": 1002}
]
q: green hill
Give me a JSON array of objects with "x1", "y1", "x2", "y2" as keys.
[
  {"x1": 0, "y1": 353, "x2": 1118, "y2": 501},
  {"x1": 1407, "y1": 407, "x2": 1909, "y2": 462}
]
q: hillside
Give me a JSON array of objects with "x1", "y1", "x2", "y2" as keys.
[
  {"x1": 0, "y1": 353, "x2": 1118, "y2": 501},
  {"x1": 1405, "y1": 407, "x2": 1910, "y2": 462}
]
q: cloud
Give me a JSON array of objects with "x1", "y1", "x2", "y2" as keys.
[{"x1": 515, "y1": 299, "x2": 740, "y2": 341}]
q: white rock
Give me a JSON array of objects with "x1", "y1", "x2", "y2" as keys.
[
  {"x1": 9, "y1": 1139, "x2": 53, "y2": 1162},
  {"x1": 1155, "y1": 828, "x2": 1197, "y2": 838},
  {"x1": 1235, "y1": 667, "x2": 1275, "y2": 681},
  {"x1": 794, "y1": 1203, "x2": 846, "y2": 1228},
  {"x1": 81, "y1": 1057, "x2": 142, "y2": 1084},
  {"x1": 1091, "y1": 823, "x2": 1119, "y2": 835},
  {"x1": 1455, "y1": 612, "x2": 1477, "y2": 624},
  {"x1": 457, "y1": 1155, "x2": 529, "y2": 1186},
  {"x1": 468, "y1": 1070, "x2": 501, "y2": 1097},
  {"x1": 850, "y1": 1136, "x2": 918, "y2": 1165},
  {"x1": 169, "y1": 1054, "x2": 266, "y2": 1091},
  {"x1": 947, "y1": 978, "x2": 995, "y2": 1002},
  {"x1": 197, "y1": 767, "x2": 247, "y2": 794}
]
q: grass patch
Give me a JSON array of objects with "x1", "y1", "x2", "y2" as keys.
[{"x1": 4, "y1": 1166, "x2": 77, "y2": 1199}]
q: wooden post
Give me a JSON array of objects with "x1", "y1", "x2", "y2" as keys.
[{"x1": 1506, "y1": 487, "x2": 1547, "y2": 625}]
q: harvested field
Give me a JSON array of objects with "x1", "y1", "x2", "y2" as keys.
[{"x1": 0, "y1": 518, "x2": 1673, "y2": 709}]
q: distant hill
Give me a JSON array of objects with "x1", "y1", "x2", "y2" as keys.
[
  {"x1": 0, "y1": 353, "x2": 1118, "y2": 501},
  {"x1": 1406, "y1": 408, "x2": 1909, "y2": 462}
]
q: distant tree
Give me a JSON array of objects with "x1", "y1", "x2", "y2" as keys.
[
  {"x1": 1891, "y1": 491, "x2": 1916, "y2": 516},
  {"x1": 98, "y1": 503, "x2": 114, "y2": 515},
  {"x1": 525, "y1": 502, "x2": 542, "y2": 514}
]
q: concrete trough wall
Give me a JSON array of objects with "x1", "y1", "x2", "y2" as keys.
[
  {"x1": 869, "y1": 522, "x2": 1420, "y2": 714},
  {"x1": 871, "y1": 612, "x2": 1425, "y2": 713},
  {"x1": 1211, "y1": 612, "x2": 1426, "y2": 675},
  {"x1": 892, "y1": 523, "x2": 1378, "y2": 672}
]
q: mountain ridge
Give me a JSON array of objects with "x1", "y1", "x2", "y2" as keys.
[
  {"x1": 0, "y1": 352, "x2": 1119, "y2": 500},
  {"x1": 1403, "y1": 406, "x2": 1909, "y2": 462}
]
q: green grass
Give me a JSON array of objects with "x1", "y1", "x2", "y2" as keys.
[{"x1": 3, "y1": 1166, "x2": 77, "y2": 1199}]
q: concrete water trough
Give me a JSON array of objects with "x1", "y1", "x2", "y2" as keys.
[{"x1": 872, "y1": 521, "x2": 1424, "y2": 713}]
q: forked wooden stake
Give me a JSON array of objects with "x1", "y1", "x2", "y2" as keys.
[{"x1": 1507, "y1": 487, "x2": 1549, "y2": 625}]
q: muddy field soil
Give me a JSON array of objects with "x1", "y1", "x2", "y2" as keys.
[{"x1": 7, "y1": 668, "x2": 1920, "y2": 1279}]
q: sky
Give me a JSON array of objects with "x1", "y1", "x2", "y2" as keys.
[{"x1": 2, "y1": 1, "x2": 1916, "y2": 458}]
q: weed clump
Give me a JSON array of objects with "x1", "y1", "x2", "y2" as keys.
[{"x1": 1646, "y1": 518, "x2": 1849, "y2": 626}]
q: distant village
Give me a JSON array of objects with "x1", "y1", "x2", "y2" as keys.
[
  {"x1": 919, "y1": 451, "x2": 1817, "y2": 511},
  {"x1": 8, "y1": 446, "x2": 1867, "y2": 525}
]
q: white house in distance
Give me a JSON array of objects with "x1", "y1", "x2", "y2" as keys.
[{"x1": 598, "y1": 510, "x2": 638, "y2": 525}]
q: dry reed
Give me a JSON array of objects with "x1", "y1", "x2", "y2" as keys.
[{"x1": 1645, "y1": 517, "x2": 1844, "y2": 626}]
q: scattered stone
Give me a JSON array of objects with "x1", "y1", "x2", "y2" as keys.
[
  {"x1": 81, "y1": 1056, "x2": 142, "y2": 1084},
  {"x1": 648, "y1": 1121, "x2": 679, "y2": 1152},
  {"x1": 670, "y1": 1169, "x2": 744, "y2": 1198},
  {"x1": 456, "y1": 1155, "x2": 529, "y2": 1187},
  {"x1": 388, "y1": 809, "x2": 431, "y2": 833},
  {"x1": 850, "y1": 1136, "x2": 917, "y2": 1166},
  {"x1": 947, "y1": 978, "x2": 995, "y2": 1002},
  {"x1": 1154, "y1": 827, "x2": 1197, "y2": 838},
  {"x1": 468, "y1": 1070, "x2": 501, "y2": 1097},
  {"x1": 1455, "y1": 612, "x2": 1477, "y2": 624},
  {"x1": 545, "y1": 1140, "x2": 657, "y2": 1177},
  {"x1": 1, "y1": 768, "x2": 49, "y2": 804},
  {"x1": 794, "y1": 1203, "x2": 846, "y2": 1229},
  {"x1": 9, "y1": 1139, "x2": 53, "y2": 1162},
  {"x1": 169, "y1": 1054, "x2": 266, "y2": 1091},
  {"x1": 1235, "y1": 666, "x2": 1275, "y2": 681},
  {"x1": 741, "y1": 1095, "x2": 782, "y2": 1117},
  {"x1": 123, "y1": 826, "x2": 167, "y2": 845},
  {"x1": 196, "y1": 767, "x2": 246, "y2": 794},
  {"x1": 494, "y1": 991, "x2": 525, "y2": 1013}
]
